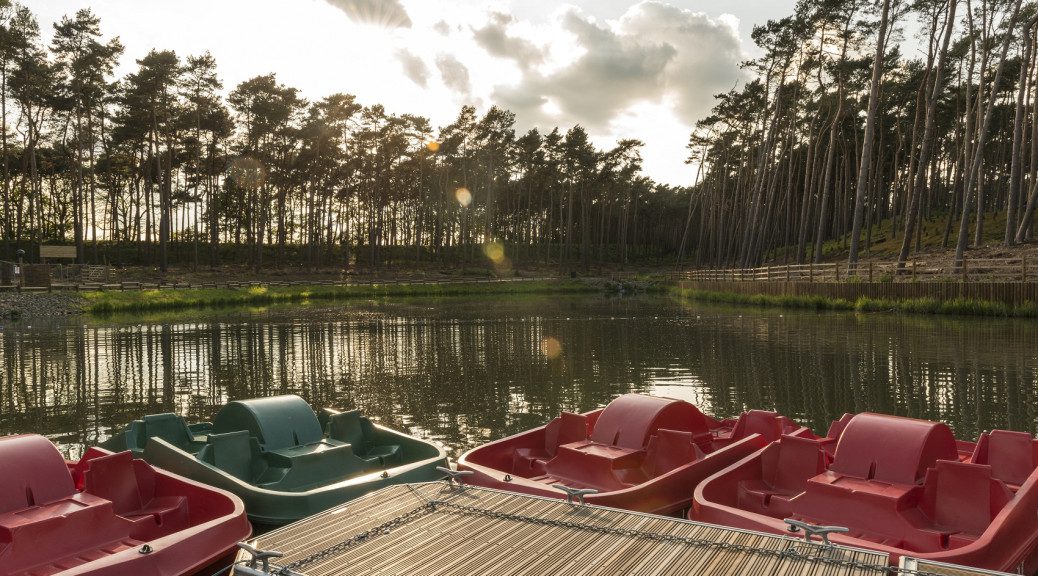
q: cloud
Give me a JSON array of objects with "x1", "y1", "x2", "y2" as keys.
[
  {"x1": 436, "y1": 53, "x2": 471, "y2": 94},
  {"x1": 433, "y1": 20, "x2": 451, "y2": 35},
  {"x1": 396, "y1": 49, "x2": 429, "y2": 87},
  {"x1": 324, "y1": 0, "x2": 412, "y2": 28},
  {"x1": 472, "y1": 12, "x2": 545, "y2": 69},
  {"x1": 620, "y1": 2, "x2": 744, "y2": 122},
  {"x1": 489, "y1": 1, "x2": 745, "y2": 130}
]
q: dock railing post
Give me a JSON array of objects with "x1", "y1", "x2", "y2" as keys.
[
  {"x1": 809, "y1": 262, "x2": 814, "y2": 282},
  {"x1": 1023, "y1": 256, "x2": 1027, "y2": 282},
  {"x1": 835, "y1": 263, "x2": 840, "y2": 282},
  {"x1": 868, "y1": 261, "x2": 873, "y2": 282}
]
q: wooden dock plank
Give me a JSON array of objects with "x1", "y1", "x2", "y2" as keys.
[{"x1": 235, "y1": 483, "x2": 1008, "y2": 576}]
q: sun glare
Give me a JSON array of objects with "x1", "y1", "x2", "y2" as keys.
[{"x1": 455, "y1": 187, "x2": 473, "y2": 207}]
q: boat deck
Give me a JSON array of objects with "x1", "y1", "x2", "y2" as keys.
[{"x1": 234, "y1": 482, "x2": 1011, "y2": 576}]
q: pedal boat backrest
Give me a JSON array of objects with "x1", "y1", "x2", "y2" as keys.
[
  {"x1": 0, "y1": 434, "x2": 76, "y2": 513},
  {"x1": 829, "y1": 413, "x2": 958, "y2": 485},
  {"x1": 589, "y1": 394, "x2": 708, "y2": 450},
  {"x1": 213, "y1": 395, "x2": 323, "y2": 451}
]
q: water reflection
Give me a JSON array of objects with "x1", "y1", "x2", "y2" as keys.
[{"x1": 1, "y1": 296, "x2": 1035, "y2": 459}]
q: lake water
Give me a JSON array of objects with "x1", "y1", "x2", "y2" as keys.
[{"x1": 1, "y1": 295, "x2": 1035, "y2": 459}]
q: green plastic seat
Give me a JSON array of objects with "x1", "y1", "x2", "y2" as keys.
[
  {"x1": 327, "y1": 410, "x2": 402, "y2": 467},
  {"x1": 205, "y1": 430, "x2": 255, "y2": 481},
  {"x1": 143, "y1": 414, "x2": 206, "y2": 453}
]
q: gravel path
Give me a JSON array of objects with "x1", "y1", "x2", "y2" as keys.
[{"x1": 0, "y1": 291, "x2": 86, "y2": 318}]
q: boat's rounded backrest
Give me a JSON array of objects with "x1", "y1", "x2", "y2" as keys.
[
  {"x1": 589, "y1": 394, "x2": 708, "y2": 450},
  {"x1": 0, "y1": 435, "x2": 76, "y2": 514},
  {"x1": 830, "y1": 413, "x2": 958, "y2": 485},
  {"x1": 213, "y1": 395, "x2": 322, "y2": 451}
]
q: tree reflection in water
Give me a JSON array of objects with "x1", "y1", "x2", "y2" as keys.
[{"x1": 1, "y1": 296, "x2": 1034, "y2": 459}]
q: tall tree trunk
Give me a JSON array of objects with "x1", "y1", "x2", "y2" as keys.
[
  {"x1": 898, "y1": 0, "x2": 958, "y2": 268},
  {"x1": 849, "y1": 0, "x2": 892, "y2": 268},
  {"x1": 955, "y1": 1, "x2": 1025, "y2": 265}
]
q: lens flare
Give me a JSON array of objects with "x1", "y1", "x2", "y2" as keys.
[
  {"x1": 541, "y1": 337, "x2": 562, "y2": 360},
  {"x1": 483, "y1": 241, "x2": 513, "y2": 274},
  {"x1": 226, "y1": 157, "x2": 267, "y2": 188},
  {"x1": 483, "y1": 242, "x2": 505, "y2": 263},
  {"x1": 425, "y1": 140, "x2": 441, "y2": 152},
  {"x1": 455, "y1": 187, "x2": 472, "y2": 207}
]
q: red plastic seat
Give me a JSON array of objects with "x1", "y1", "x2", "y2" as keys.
[
  {"x1": 641, "y1": 429, "x2": 703, "y2": 478},
  {"x1": 738, "y1": 435, "x2": 828, "y2": 518},
  {"x1": 921, "y1": 460, "x2": 1013, "y2": 537},
  {"x1": 545, "y1": 412, "x2": 590, "y2": 456},
  {"x1": 730, "y1": 410, "x2": 785, "y2": 443},
  {"x1": 512, "y1": 411, "x2": 588, "y2": 474},
  {"x1": 84, "y1": 451, "x2": 188, "y2": 529},
  {"x1": 971, "y1": 430, "x2": 1038, "y2": 487}
]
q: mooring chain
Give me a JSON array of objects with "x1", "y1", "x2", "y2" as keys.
[
  {"x1": 279, "y1": 502, "x2": 438, "y2": 572},
  {"x1": 276, "y1": 483, "x2": 959, "y2": 576},
  {"x1": 428, "y1": 500, "x2": 959, "y2": 576}
]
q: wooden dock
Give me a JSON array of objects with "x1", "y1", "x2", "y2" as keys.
[{"x1": 233, "y1": 482, "x2": 1010, "y2": 576}]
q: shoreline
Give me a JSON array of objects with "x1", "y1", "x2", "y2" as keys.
[
  {"x1": 670, "y1": 286, "x2": 1038, "y2": 318},
  {"x1": 3, "y1": 277, "x2": 1035, "y2": 320},
  {"x1": 0, "y1": 278, "x2": 622, "y2": 318}
]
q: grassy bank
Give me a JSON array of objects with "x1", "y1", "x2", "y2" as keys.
[
  {"x1": 84, "y1": 279, "x2": 599, "y2": 315},
  {"x1": 670, "y1": 286, "x2": 1038, "y2": 318}
]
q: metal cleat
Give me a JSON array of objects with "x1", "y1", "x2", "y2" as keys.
[
  {"x1": 236, "y1": 542, "x2": 285, "y2": 572},
  {"x1": 437, "y1": 466, "x2": 474, "y2": 488},
  {"x1": 552, "y1": 484, "x2": 599, "y2": 505},
  {"x1": 783, "y1": 519, "x2": 849, "y2": 546}
]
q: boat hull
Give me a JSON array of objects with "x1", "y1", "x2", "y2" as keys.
[
  {"x1": 691, "y1": 413, "x2": 1038, "y2": 573},
  {"x1": 102, "y1": 396, "x2": 449, "y2": 527},
  {"x1": 1, "y1": 436, "x2": 251, "y2": 576},
  {"x1": 458, "y1": 394, "x2": 808, "y2": 515},
  {"x1": 142, "y1": 435, "x2": 448, "y2": 527}
]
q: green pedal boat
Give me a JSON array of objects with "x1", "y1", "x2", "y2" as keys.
[{"x1": 101, "y1": 395, "x2": 448, "y2": 527}]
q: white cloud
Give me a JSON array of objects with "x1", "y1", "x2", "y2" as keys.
[
  {"x1": 490, "y1": 2, "x2": 745, "y2": 132},
  {"x1": 435, "y1": 53, "x2": 472, "y2": 94},
  {"x1": 323, "y1": 0, "x2": 412, "y2": 28},
  {"x1": 472, "y1": 12, "x2": 545, "y2": 69},
  {"x1": 396, "y1": 48, "x2": 429, "y2": 87}
]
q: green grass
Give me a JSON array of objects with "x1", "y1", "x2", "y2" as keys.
[
  {"x1": 669, "y1": 286, "x2": 1038, "y2": 318},
  {"x1": 84, "y1": 280, "x2": 598, "y2": 315}
]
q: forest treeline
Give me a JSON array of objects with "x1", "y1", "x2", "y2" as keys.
[
  {"x1": 7, "y1": 0, "x2": 1038, "y2": 274},
  {"x1": 691, "y1": 0, "x2": 1038, "y2": 268},
  {"x1": 0, "y1": 2, "x2": 695, "y2": 272}
]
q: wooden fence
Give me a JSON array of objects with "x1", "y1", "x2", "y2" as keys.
[
  {"x1": 679, "y1": 257, "x2": 1035, "y2": 283},
  {"x1": 679, "y1": 280, "x2": 1038, "y2": 306}
]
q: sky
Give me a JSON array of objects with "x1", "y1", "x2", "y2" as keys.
[{"x1": 28, "y1": 0, "x2": 796, "y2": 186}]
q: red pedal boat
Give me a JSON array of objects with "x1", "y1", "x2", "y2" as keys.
[
  {"x1": 457, "y1": 394, "x2": 811, "y2": 514},
  {"x1": 691, "y1": 412, "x2": 1038, "y2": 573},
  {"x1": 1, "y1": 434, "x2": 251, "y2": 576}
]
